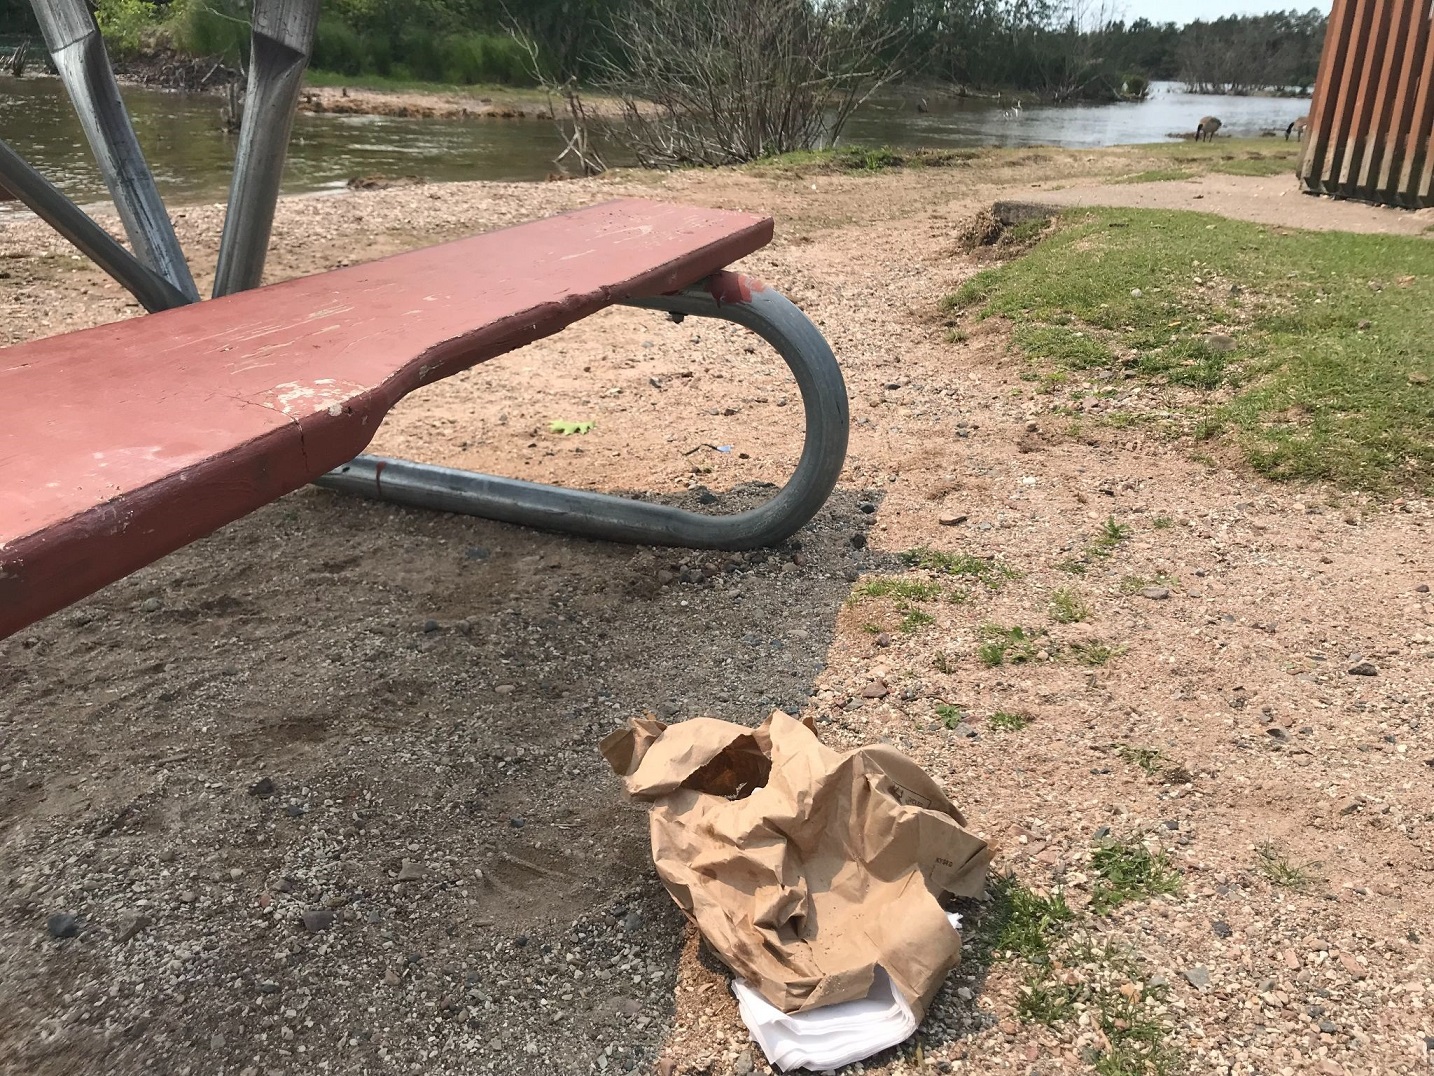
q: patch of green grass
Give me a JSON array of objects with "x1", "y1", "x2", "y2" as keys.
[
  {"x1": 1112, "y1": 743, "x2": 1192, "y2": 783},
  {"x1": 900, "y1": 547, "x2": 1018, "y2": 588},
  {"x1": 1006, "y1": 218, "x2": 1050, "y2": 244},
  {"x1": 969, "y1": 875, "x2": 1180, "y2": 1075},
  {"x1": 1091, "y1": 516, "x2": 1132, "y2": 555},
  {"x1": 1090, "y1": 836, "x2": 1182, "y2": 913},
  {"x1": 756, "y1": 145, "x2": 980, "y2": 176},
  {"x1": 1118, "y1": 571, "x2": 1175, "y2": 594},
  {"x1": 969, "y1": 875, "x2": 1074, "y2": 962},
  {"x1": 935, "y1": 702, "x2": 965, "y2": 729},
  {"x1": 1017, "y1": 968, "x2": 1077, "y2": 1024},
  {"x1": 1151, "y1": 515, "x2": 1174, "y2": 529},
  {"x1": 1092, "y1": 986, "x2": 1184, "y2": 1076},
  {"x1": 852, "y1": 575, "x2": 947, "y2": 635},
  {"x1": 1211, "y1": 154, "x2": 1299, "y2": 177},
  {"x1": 1115, "y1": 168, "x2": 1194, "y2": 184},
  {"x1": 852, "y1": 578, "x2": 944, "y2": 603},
  {"x1": 1058, "y1": 516, "x2": 1134, "y2": 575},
  {"x1": 978, "y1": 624, "x2": 1042, "y2": 666},
  {"x1": 1049, "y1": 587, "x2": 1089, "y2": 624},
  {"x1": 1069, "y1": 640, "x2": 1122, "y2": 666},
  {"x1": 1113, "y1": 744, "x2": 1163, "y2": 774},
  {"x1": 1013, "y1": 324, "x2": 1114, "y2": 369},
  {"x1": 900, "y1": 608, "x2": 935, "y2": 633},
  {"x1": 1255, "y1": 841, "x2": 1316, "y2": 890},
  {"x1": 989, "y1": 710, "x2": 1032, "y2": 731},
  {"x1": 942, "y1": 206, "x2": 1434, "y2": 496}
]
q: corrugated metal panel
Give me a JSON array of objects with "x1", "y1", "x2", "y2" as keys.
[{"x1": 1299, "y1": 0, "x2": 1434, "y2": 207}]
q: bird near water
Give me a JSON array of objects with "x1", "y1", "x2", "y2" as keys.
[{"x1": 1196, "y1": 116, "x2": 1222, "y2": 142}]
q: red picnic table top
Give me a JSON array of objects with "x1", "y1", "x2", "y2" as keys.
[{"x1": 0, "y1": 198, "x2": 772, "y2": 639}]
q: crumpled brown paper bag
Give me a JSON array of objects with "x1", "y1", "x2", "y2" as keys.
[{"x1": 600, "y1": 710, "x2": 992, "y2": 1020}]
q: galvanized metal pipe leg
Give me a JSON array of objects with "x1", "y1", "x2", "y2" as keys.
[
  {"x1": 315, "y1": 274, "x2": 850, "y2": 550},
  {"x1": 31, "y1": 0, "x2": 199, "y2": 301},
  {"x1": 212, "y1": 0, "x2": 322, "y2": 297},
  {"x1": 0, "y1": 137, "x2": 191, "y2": 312}
]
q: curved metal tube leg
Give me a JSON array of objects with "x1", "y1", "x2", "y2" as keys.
[
  {"x1": 315, "y1": 276, "x2": 850, "y2": 550},
  {"x1": 31, "y1": 0, "x2": 199, "y2": 301}
]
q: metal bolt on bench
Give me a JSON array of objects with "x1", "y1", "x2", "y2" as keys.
[{"x1": 0, "y1": 0, "x2": 850, "y2": 639}]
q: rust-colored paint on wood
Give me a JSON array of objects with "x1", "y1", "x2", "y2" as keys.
[
  {"x1": 1301, "y1": 0, "x2": 1434, "y2": 207},
  {"x1": 0, "y1": 198, "x2": 773, "y2": 640}
]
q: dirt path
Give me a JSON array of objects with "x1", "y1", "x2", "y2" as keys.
[
  {"x1": 1034, "y1": 171, "x2": 1434, "y2": 235},
  {"x1": 1, "y1": 157, "x2": 1431, "y2": 1076}
]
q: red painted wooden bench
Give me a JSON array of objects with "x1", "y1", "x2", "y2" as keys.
[
  {"x1": 0, "y1": 1, "x2": 849, "y2": 643},
  {"x1": 0, "y1": 198, "x2": 850, "y2": 642}
]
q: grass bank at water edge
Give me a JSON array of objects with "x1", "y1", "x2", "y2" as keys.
[{"x1": 946, "y1": 208, "x2": 1434, "y2": 496}]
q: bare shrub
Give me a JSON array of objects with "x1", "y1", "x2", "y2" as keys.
[
  {"x1": 6, "y1": 39, "x2": 30, "y2": 78},
  {"x1": 512, "y1": 32, "x2": 607, "y2": 177},
  {"x1": 602, "y1": 0, "x2": 905, "y2": 167}
]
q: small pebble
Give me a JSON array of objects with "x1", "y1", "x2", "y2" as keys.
[
  {"x1": 248, "y1": 776, "x2": 275, "y2": 798},
  {"x1": 46, "y1": 913, "x2": 79, "y2": 939}
]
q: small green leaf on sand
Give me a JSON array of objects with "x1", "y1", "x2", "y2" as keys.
[{"x1": 549, "y1": 420, "x2": 595, "y2": 435}]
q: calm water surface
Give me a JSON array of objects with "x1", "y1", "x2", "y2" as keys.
[
  {"x1": 845, "y1": 81, "x2": 1310, "y2": 150},
  {"x1": 1, "y1": 76, "x2": 1310, "y2": 211}
]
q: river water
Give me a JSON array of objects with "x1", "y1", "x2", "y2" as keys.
[{"x1": 1, "y1": 76, "x2": 1310, "y2": 209}]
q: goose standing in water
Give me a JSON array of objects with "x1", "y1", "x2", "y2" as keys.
[
  {"x1": 1001, "y1": 99, "x2": 1023, "y2": 120},
  {"x1": 1196, "y1": 116, "x2": 1222, "y2": 142}
]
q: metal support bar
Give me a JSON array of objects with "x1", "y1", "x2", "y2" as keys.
[
  {"x1": 315, "y1": 276, "x2": 850, "y2": 551},
  {"x1": 30, "y1": 0, "x2": 199, "y2": 301},
  {"x1": 212, "y1": 0, "x2": 321, "y2": 297},
  {"x1": 0, "y1": 138, "x2": 191, "y2": 313}
]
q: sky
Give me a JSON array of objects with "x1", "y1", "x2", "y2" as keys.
[{"x1": 1116, "y1": 0, "x2": 1331, "y2": 21}]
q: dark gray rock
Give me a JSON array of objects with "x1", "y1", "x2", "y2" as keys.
[{"x1": 46, "y1": 913, "x2": 79, "y2": 939}]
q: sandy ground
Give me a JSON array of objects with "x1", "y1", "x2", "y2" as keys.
[
  {"x1": 1, "y1": 156, "x2": 1432, "y2": 1076},
  {"x1": 296, "y1": 84, "x2": 557, "y2": 120}
]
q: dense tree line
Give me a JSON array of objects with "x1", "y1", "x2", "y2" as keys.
[
  {"x1": 888, "y1": 0, "x2": 1324, "y2": 99},
  {"x1": 0, "y1": 0, "x2": 1325, "y2": 97}
]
